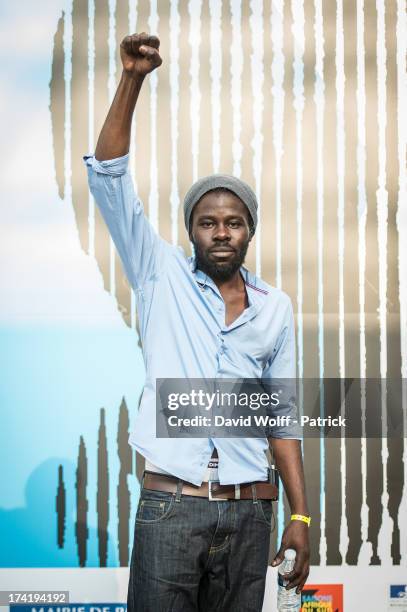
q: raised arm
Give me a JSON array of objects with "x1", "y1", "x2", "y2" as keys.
[
  {"x1": 84, "y1": 33, "x2": 167, "y2": 293},
  {"x1": 95, "y1": 32, "x2": 162, "y2": 161}
]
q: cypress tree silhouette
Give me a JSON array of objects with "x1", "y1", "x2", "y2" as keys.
[
  {"x1": 56, "y1": 464, "x2": 66, "y2": 548},
  {"x1": 117, "y1": 398, "x2": 132, "y2": 566},
  {"x1": 76, "y1": 436, "x2": 88, "y2": 567},
  {"x1": 97, "y1": 408, "x2": 109, "y2": 566}
]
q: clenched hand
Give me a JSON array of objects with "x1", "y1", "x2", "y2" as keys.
[{"x1": 120, "y1": 32, "x2": 163, "y2": 78}]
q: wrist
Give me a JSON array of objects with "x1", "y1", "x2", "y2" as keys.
[
  {"x1": 290, "y1": 513, "x2": 311, "y2": 527},
  {"x1": 291, "y1": 507, "x2": 309, "y2": 515},
  {"x1": 121, "y1": 69, "x2": 145, "y2": 87}
]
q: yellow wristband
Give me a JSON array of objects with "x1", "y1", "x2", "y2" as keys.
[{"x1": 291, "y1": 514, "x2": 311, "y2": 527}]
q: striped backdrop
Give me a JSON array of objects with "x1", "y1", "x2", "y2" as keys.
[{"x1": 49, "y1": 0, "x2": 406, "y2": 567}]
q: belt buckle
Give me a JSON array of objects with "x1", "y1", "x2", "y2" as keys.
[{"x1": 208, "y1": 480, "x2": 229, "y2": 501}]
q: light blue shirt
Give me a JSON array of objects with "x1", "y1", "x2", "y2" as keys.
[{"x1": 84, "y1": 153, "x2": 301, "y2": 485}]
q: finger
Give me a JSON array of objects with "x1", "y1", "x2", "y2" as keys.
[
  {"x1": 120, "y1": 35, "x2": 139, "y2": 55},
  {"x1": 295, "y1": 572, "x2": 308, "y2": 595},
  {"x1": 296, "y1": 576, "x2": 308, "y2": 595},
  {"x1": 121, "y1": 33, "x2": 149, "y2": 56},
  {"x1": 287, "y1": 574, "x2": 303, "y2": 589},
  {"x1": 131, "y1": 33, "x2": 149, "y2": 56},
  {"x1": 138, "y1": 46, "x2": 162, "y2": 65},
  {"x1": 286, "y1": 575, "x2": 303, "y2": 591},
  {"x1": 287, "y1": 567, "x2": 309, "y2": 590},
  {"x1": 284, "y1": 559, "x2": 305, "y2": 585},
  {"x1": 284, "y1": 569, "x2": 301, "y2": 587},
  {"x1": 120, "y1": 35, "x2": 134, "y2": 53},
  {"x1": 295, "y1": 571, "x2": 309, "y2": 594},
  {"x1": 271, "y1": 544, "x2": 287, "y2": 567},
  {"x1": 289, "y1": 550, "x2": 307, "y2": 580},
  {"x1": 147, "y1": 34, "x2": 160, "y2": 49},
  {"x1": 272, "y1": 555, "x2": 285, "y2": 566},
  {"x1": 284, "y1": 557, "x2": 307, "y2": 581}
]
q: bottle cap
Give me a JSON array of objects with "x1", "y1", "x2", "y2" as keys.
[{"x1": 284, "y1": 548, "x2": 296, "y2": 561}]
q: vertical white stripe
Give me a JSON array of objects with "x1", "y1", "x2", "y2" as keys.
[
  {"x1": 376, "y1": 1, "x2": 388, "y2": 379},
  {"x1": 356, "y1": 0, "x2": 367, "y2": 388},
  {"x1": 88, "y1": 0, "x2": 95, "y2": 260},
  {"x1": 271, "y1": 0, "x2": 285, "y2": 541},
  {"x1": 249, "y1": 0, "x2": 264, "y2": 277},
  {"x1": 107, "y1": 0, "x2": 119, "y2": 545},
  {"x1": 230, "y1": 0, "x2": 243, "y2": 178},
  {"x1": 129, "y1": 0, "x2": 138, "y2": 193},
  {"x1": 170, "y1": 0, "x2": 180, "y2": 245},
  {"x1": 335, "y1": 2, "x2": 345, "y2": 380},
  {"x1": 188, "y1": 0, "x2": 202, "y2": 183},
  {"x1": 129, "y1": 1, "x2": 137, "y2": 36},
  {"x1": 335, "y1": 0, "x2": 349, "y2": 561},
  {"x1": 356, "y1": 0, "x2": 371, "y2": 565},
  {"x1": 291, "y1": 0, "x2": 307, "y2": 561},
  {"x1": 148, "y1": 0, "x2": 159, "y2": 231},
  {"x1": 271, "y1": 0, "x2": 284, "y2": 290},
  {"x1": 64, "y1": 3, "x2": 72, "y2": 208},
  {"x1": 129, "y1": 1, "x2": 138, "y2": 331},
  {"x1": 314, "y1": 1, "x2": 325, "y2": 382},
  {"x1": 108, "y1": 0, "x2": 117, "y2": 100},
  {"x1": 396, "y1": 0, "x2": 407, "y2": 566},
  {"x1": 376, "y1": 0, "x2": 392, "y2": 564},
  {"x1": 291, "y1": 0, "x2": 304, "y2": 378},
  {"x1": 209, "y1": 0, "x2": 222, "y2": 173},
  {"x1": 314, "y1": 0, "x2": 326, "y2": 565},
  {"x1": 108, "y1": 0, "x2": 117, "y2": 295},
  {"x1": 127, "y1": 1, "x2": 139, "y2": 537},
  {"x1": 128, "y1": 0, "x2": 137, "y2": 185}
]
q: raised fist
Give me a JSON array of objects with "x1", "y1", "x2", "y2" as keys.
[{"x1": 120, "y1": 32, "x2": 162, "y2": 78}]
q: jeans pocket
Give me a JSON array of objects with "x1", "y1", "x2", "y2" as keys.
[
  {"x1": 136, "y1": 489, "x2": 175, "y2": 524},
  {"x1": 255, "y1": 499, "x2": 275, "y2": 530}
]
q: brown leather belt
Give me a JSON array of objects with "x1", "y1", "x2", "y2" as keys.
[{"x1": 142, "y1": 471, "x2": 278, "y2": 501}]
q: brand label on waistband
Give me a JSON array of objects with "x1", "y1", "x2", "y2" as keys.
[{"x1": 207, "y1": 457, "x2": 219, "y2": 481}]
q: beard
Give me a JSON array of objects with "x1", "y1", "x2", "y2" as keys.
[{"x1": 192, "y1": 239, "x2": 250, "y2": 282}]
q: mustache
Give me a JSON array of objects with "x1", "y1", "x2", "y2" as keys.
[{"x1": 209, "y1": 245, "x2": 236, "y2": 252}]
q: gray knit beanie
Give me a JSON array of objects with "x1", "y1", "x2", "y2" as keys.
[{"x1": 183, "y1": 174, "x2": 258, "y2": 234}]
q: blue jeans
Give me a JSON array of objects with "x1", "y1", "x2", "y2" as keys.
[{"x1": 127, "y1": 482, "x2": 275, "y2": 612}]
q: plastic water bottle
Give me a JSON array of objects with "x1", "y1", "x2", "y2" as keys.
[{"x1": 277, "y1": 549, "x2": 301, "y2": 611}]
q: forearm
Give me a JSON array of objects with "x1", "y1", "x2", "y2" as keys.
[
  {"x1": 269, "y1": 438, "x2": 309, "y2": 515},
  {"x1": 95, "y1": 71, "x2": 145, "y2": 161}
]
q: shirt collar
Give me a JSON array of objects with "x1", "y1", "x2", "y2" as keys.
[{"x1": 188, "y1": 256, "x2": 269, "y2": 305}]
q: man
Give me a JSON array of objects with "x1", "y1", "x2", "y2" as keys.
[{"x1": 85, "y1": 32, "x2": 310, "y2": 612}]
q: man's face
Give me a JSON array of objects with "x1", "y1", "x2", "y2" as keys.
[{"x1": 189, "y1": 190, "x2": 253, "y2": 282}]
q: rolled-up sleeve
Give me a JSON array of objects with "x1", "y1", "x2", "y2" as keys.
[
  {"x1": 262, "y1": 297, "x2": 302, "y2": 439},
  {"x1": 84, "y1": 153, "x2": 169, "y2": 291}
]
